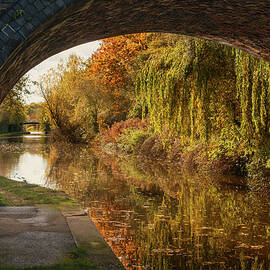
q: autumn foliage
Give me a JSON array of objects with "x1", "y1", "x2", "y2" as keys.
[
  {"x1": 88, "y1": 33, "x2": 147, "y2": 89},
  {"x1": 86, "y1": 34, "x2": 147, "y2": 121},
  {"x1": 102, "y1": 117, "x2": 148, "y2": 143}
]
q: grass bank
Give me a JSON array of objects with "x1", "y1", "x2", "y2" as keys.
[
  {"x1": 0, "y1": 176, "x2": 77, "y2": 207},
  {"x1": 0, "y1": 247, "x2": 99, "y2": 270},
  {"x1": 0, "y1": 132, "x2": 29, "y2": 137}
]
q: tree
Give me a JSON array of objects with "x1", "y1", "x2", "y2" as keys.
[
  {"x1": 39, "y1": 55, "x2": 106, "y2": 142},
  {"x1": 25, "y1": 102, "x2": 43, "y2": 122},
  {"x1": 0, "y1": 76, "x2": 30, "y2": 133},
  {"x1": 87, "y1": 33, "x2": 147, "y2": 124}
]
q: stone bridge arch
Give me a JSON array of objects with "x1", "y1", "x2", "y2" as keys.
[{"x1": 0, "y1": 0, "x2": 270, "y2": 102}]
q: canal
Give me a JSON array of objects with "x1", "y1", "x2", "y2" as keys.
[{"x1": 0, "y1": 135, "x2": 269, "y2": 269}]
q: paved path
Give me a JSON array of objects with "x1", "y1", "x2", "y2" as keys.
[
  {"x1": 62, "y1": 206, "x2": 125, "y2": 270},
  {"x1": 0, "y1": 205, "x2": 124, "y2": 269},
  {"x1": 0, "y1": 205, "x2": 74, "y2": 268}
]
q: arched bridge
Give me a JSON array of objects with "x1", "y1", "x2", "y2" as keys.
[
  {"x1": 0, "y1": 0, "x2": 270, "y2": 103},
  {"x1": 23, "y1": 121, "x2": 40, "y2": 131},
  {"x1": 23, "y1": 121, "x2": 40, "y2": 125}
]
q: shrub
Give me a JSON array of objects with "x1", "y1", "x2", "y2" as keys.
[
  {"x1": 102, "y1": 117, "x2": 149, "y2": 143},
  {"x1": 117, "y1": 128, "x2": 151, "y2": 154}
]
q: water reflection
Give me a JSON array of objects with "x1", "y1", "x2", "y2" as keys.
[
  {"x1": 0, "y1": 135, "x2": 50, "y2": 186},
  {"x1": 46, "y1": 144, "x2": 270, "y2": 269},
  {"x1": 0, "y1": 137, "x2": 269, "y2": 269}
]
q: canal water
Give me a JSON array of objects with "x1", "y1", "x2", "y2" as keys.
[{"x1": 0, "y1": 135, "x2": 269, "y2": 269}]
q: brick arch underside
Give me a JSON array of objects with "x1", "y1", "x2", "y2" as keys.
[{"x1": 0, "y1": 0, "x2": 270, "y2": 102}]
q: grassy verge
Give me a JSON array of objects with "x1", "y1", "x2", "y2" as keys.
[
  {"x1": 0, "y1": 247, "x2": 99, "y2": 270},
  {"x1": 0, "y1": 132, "x2": 29, "y2": 137},
  {"x1": 0, "y1": 193, "x2": 10, "y2": 206},
  {"x1": 0, "y1": 176, "x2": 77, "y2": 207}
]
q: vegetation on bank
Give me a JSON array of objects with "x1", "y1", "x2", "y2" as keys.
[
  {"x1": 4, "y1": 33, "x2": 270, "y2": 187},
  {"x1": 0, "y1": 76, "x2": 46, "y2": 135},
  {"x1": 0, "y1": 247, "x2": 99, "y2": 270},
  {"x1": 0, "y1": 76, "x2": 30, "y2": 134},
  {"x1": 98, "y1": 123, "x2": 270, "y2": 191},
  {"x1": 0, "y1": 176, "x2": 77, "y2": 207}
]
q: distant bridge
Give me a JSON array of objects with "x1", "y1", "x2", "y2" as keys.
[
  {"x1": 23, "y1": 121, "x2": 40, "y2": 131},
  {"x1": 23, "y1": 121, "x2": 40, "y2": 125},
  {"x1": 0, "y1": 0, "x2": 270, "y2": 104}
]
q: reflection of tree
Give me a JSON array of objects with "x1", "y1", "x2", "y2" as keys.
[
  {"x1": 0, "y1": 149, "x2": 21, "y2": 177},
  {"x1": 0, "y1": 140, "x2": 28, "y2": 177},
  {"x1": 46, "y1": 145, "x2": 269, "y2": 270},
  {"x1": 46, "y1": 143, "x2": 99, "y2": 198},
  {"x1": 0, "y1": 138, "x2": 49, "y2": 182},
  {"x1": 46, "y1": 145, "x2": 158, "y2": 268},
  {"x1": 118, "y1": 158, "x2": 269, "y2": 269}
]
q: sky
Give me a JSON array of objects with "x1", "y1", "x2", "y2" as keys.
[{"x1": 24, "y1": 41, "x2": 100, "y2": 104}]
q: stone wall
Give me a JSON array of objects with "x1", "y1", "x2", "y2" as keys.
[{"x1": 1, "y1": 0, "x2": 270, "y2": 102}]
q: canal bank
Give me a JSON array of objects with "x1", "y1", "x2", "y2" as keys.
[{"x1": 0, "y1": 176, "x2": 124, "y2": 270}]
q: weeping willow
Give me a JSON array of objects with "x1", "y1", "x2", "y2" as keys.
[
  {"x1": 136, "y1": 36, "x2": 234, "y2": 142},
  {"x1": 135, "y1": 34, "x2": 270, "y2": 160},
  {"x1": 235, "y1": 50, "x2": 270, "y2": 141}
]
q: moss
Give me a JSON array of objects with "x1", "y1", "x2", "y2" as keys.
[
  {"x1": 0, "y1": 247, "x2": 99, "y2": 270},
  {"x1": 0, "y1": 176, "x2": 78, "y2": 207}
]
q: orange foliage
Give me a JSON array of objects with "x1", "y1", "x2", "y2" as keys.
[
  {"x1": 86, "y1": 34, "x2": 147, "y2": 124},
  {"x1": 102, "y1": 117, "x2": 149, "y2": 143},
  {"x1": 88, "y1": 33, "x2": 147, "y2": 90}
]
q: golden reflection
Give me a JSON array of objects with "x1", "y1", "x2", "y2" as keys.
[
  {"x1": 45, "y1": 144, "x2": 270, "y2": 270},
  {"x1": 1, "y1": 137, "x2": 269, "y2": 269}
]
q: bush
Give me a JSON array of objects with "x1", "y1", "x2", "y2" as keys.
[
  {"x1": 101, "y1": 117, "x2": 149, "y2": 143},
  {"x1": 117, "y1": 128, "x2": 151, "y2": 154}
]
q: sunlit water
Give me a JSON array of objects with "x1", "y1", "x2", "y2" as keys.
[{"x1": 0, "y1": 135, "x2": 269, "y2": 269}]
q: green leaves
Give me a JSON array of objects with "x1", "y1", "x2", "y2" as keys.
[{"x1": 134, "y1": 33, "x2": 270, "y2": 177}]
